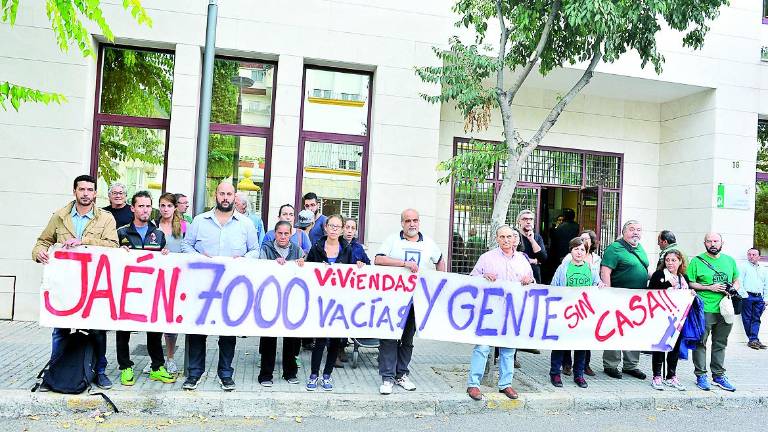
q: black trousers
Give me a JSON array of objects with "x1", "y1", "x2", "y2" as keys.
[
  {"x1": 116, "y1": 330, "x2": 164, "y2": 371},
  {"x1": 652, "y1": 336, "x2": 682, "y2": 378},
  {"x1": 311, "y1": 338, "x2": 342, "y2": 376},
  {"x1": 258, "y1": 337, "x2": 300, "y2": 382}
]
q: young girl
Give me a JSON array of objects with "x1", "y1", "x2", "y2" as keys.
[
  {"x1": 648, "y1": 249, "x2": 689, "y2": 391},
  {"x1": 550, "y1": 237, "x2": 602, "y2": 388},
  {"x1": 304, "y1": 215, "x2": 363, "y2": 391}
]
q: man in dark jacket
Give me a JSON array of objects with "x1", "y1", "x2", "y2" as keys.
[
  {"x1": 115, "y1": 191, "x2": 175, "y2": 386},
  {"x1": 257, "y1": 221, "x2": 304, "y2": 386},
  {"x1": 551, "y1": 208, "x2": 580, "y2": 263},
  {"x1": 515, "y1": 209, "x2": 547, "y2": 283}
]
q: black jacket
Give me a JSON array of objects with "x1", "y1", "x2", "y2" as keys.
[
  {"x1": 519, "y1": 231, "x2": 547, "y2": 283},
  {"x1": 117, "y1": 222, "x2": 166, "y2": 251},
  {"x1": 306, "y1": 236, "x2": 353, "y2": 264},
  {"x1": 260, "y1": 239, "x2": 303, "y2": 261},
  {"x1": 648, "y1": 269, "x2": 689, "y2": 290}
]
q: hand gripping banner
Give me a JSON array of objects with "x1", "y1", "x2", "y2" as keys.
[{"x1": 41, "y1": 246, "x2": 695, "y2": 350}]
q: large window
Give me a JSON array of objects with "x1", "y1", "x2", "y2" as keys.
[
  {"x1": 297, "y1": 67, "x2": 372, "y2": 240},
  {"x1": 91, "y1": 46, "x2": 175, "y2": 205},
  {"x1": 206, "y1": 58, "x2": 276, "y2": 221}
]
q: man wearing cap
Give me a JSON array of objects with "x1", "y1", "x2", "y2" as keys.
[
  {"x1": 303, "y1": 192, "x2": 327, "y2": 246},
  {"x1": 374, "y1": 208, "x2": 445, "y2": 395}
]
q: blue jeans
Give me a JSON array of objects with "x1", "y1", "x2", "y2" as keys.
[
  {"x1": 741, "y1": 294, "x2": 765, "y2": 342},
  {"x1": 187, "y1": 334, "x2": 236, "y2": 379},
  {"x1": 551, "y1": 350, "x2": 586, "y2": 378},
  {"x1": 51, "y1": 328, "x2": 107, "y2": 374},
  {"x1": 467, "y1": 345, "x2": 515, "y2": 390}
]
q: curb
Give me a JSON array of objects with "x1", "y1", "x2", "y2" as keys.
[{"x1": 1, "y1": 389, "x2": 766, "y2": 419}]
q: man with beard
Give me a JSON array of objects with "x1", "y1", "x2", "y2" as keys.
[
  {"x1": 32, "y1": 174, "x2": 118, "y2": 389},
  {"x1": 374, "y1": 208, "x2": 445, "y2": 395},
  {"x1": 115, "y1": 191, "x2": 175, "y2": 386},
  {"x1": 181, "y1": 182, "x2": 259, "y2": 391},
  {"x1": 303, "y1": 192, "x2": 327, "y2": 246},
  {"x1": 102, "y1": 183, "x2": 134, "y2": 228},
  {"x1": 687, "y1": 232, "x2": 740, "y2": 392},
  {"x1": 599, "y1": 220, "x2": 649, "y2": 380}
]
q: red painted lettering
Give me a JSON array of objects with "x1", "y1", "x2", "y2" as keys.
[
  {"x1": 382, "y1": 274, "x2": 395, "y2": 291},
  {"x1": 595, "y1": 310, "x2": 615, "y2": 342},
  {"x1": 336, "y1": 268, "x2": 354, "y2": 287},
  {"x1": 628, "y1": 295, "x2": 647, "y2": 326},
  {"x1": 394, "y1": 275, "x2": 407, "y2": 292},
  {"x1": 407, "y1": 274, "x2": 418, "y2": 292},
  {"x1": 647, "y1": 291, "x2": 667, "y2": 318},
  {"x1": 82, "y1": 255, "x2": 117, "y2": 319},
  {"x1": 44, "y1": 251, "x2": 92, "y2": 316},
  {"x1": 564, "y1": 305, "x2": 580, "y2": 329},
  {"x1": 615, "y1": 310, "x2": 634, "y2": 336},
  {"x1": 151, "y1": 267, "x2": 180, "y2": 323},
  {"x1": 119, "y1": 265, "x2": 153, "y2": 322},
  {"x1": 314, "y1": 268, "x2": 334, "y2": 286}
]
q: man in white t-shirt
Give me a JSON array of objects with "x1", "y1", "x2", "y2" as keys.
[{"x1": 374, "y1": 208, "x2": 445, "y2": 395}]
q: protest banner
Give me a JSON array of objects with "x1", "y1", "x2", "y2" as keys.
[{"x1": 41, "y1": 246, "x2": 695, "y2": 351}]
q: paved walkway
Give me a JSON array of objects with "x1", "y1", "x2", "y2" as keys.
[{"x1": 1, "y1": 320, "x2": 767, "y2": 417}]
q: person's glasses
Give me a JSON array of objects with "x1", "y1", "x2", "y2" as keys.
[
  {"x1": 327, "y1": 224, "x2": 342, "y2": 230},
  {"x1": 110, "y1": 191, "x2": 125, "y2": 196}
]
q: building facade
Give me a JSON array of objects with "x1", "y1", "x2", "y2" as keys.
[{"x1": 1, "y1": 0, "x2": 766, "y2": 320}]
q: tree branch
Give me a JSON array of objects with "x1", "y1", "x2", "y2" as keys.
[
  {"x1": 526, "y1": 40, "x2": 603, "y2": 152},
  {"x1": 495, "y1": 0, "x2": 508, "y2": 96},
  {"x1": 508, "y1": 0, "x2": 561, "y2": 100}
]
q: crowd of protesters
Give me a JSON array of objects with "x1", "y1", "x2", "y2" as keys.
[{"x1": 32, "y1": 175, "x2": 766, "y2": 400}]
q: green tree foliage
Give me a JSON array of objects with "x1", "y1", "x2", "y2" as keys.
[
  {"x1": 754, "y1": 120, "x2": 768, "y2": 253},
  {"x1": 758, "y1": 120, "x2": 768, "y2": 172},
  {"x1": 417, "y1": 0, "x2": 728, "y2": 233},
  {"x1": 0, "y1": 0, "x2": 152, "y2": 111},
  {"x1": 208, "y1": 60, "x2": 241, "y2": 179}
]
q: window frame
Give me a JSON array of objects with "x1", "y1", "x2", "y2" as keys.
[
  {"x1": 90, "y1": 44, "x2": 174, "y2": 193},
  {"x1": 764, "y1": 0, "x2": 768, "y2": 24},
  {"x1": 208, "y1": 55, "x2": 278, "y2": 224},
  {"x1": 295, "y1": 65, "x2": 373, "y2": 242}
]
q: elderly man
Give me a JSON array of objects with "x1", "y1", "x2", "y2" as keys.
[
  {"x1": 102, "y1": 182, "x2": 133, "y2": 228},
  {"x1": 466, "y1": 226, "x2": 533, "y2": 401},
  {"x1": 374, "y1": 208, "x2": 445, "y2": 395},
  {"x1": 687, "y1": 233, "x2": 740, "y2": 391},
  {"x1": 739, "y1": 248, "x2": 767, "y2": 350},
  {"x1": 181, "y1": 182, "x2": 260, "y2": 391},
  {"x1": 32, "y1": 174, "x2": 118, "y2": 389},
  {"x1": 516, "y1": 210, "x2": 547, "y2": 284},
  {"x1": 600, "y1": 220, "x2": 649, "y2": 380},
  {"x1": 234, "y1": 191, "x2": 266, "y2": 245},
  {"x1": 657, "y1": 230, "x2": 682, "y2": 267}
]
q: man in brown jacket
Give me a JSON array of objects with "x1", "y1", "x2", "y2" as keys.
[{"x1": 32, "y1": 174, "x2": 118, "y2": 389}]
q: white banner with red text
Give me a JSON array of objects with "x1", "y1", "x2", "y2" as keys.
[{"x1": 40, "y1": 246, "x2": 695, "y2": 350}]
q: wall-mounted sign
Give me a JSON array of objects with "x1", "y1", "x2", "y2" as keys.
[{"x1": 716, "y1": 183, "x2": 751, "y2": 210}]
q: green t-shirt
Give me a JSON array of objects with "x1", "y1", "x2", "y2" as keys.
[
  {"x1": 601, "y1": 240, "x2": 649, "y2": 289},
  {"x1": 687, "y1": 253, "x2": 739, "y2": 313},
  {"x1": 566, "y1": 262, "x2": 594, "y2": 287}
]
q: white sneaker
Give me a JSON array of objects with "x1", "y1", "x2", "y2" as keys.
[
  {"x1": 165, "y1": 358, "x2": 178, "y2": 375},
  {"x1": 379, "y1": 380, "x2": 394, "y2": 395},
  {"x1": 395, "y1": 374, "x2": 416, "y2": 391},
  {"x1": 142, "y1": 363, "x2": 152, "y2": 374},
  {"x1": 664, "y1": 376, "x2": 686, "y2": 391}
]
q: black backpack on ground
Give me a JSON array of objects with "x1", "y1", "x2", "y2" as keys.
[{"x1": 31, "y1": 330, "x2": 118, "y2": 412}]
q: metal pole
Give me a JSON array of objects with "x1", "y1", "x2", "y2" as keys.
[{"x1": 193, "y1": 0, "x2": 218, "y2": 216}]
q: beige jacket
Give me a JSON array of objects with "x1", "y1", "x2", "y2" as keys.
[{"x1": 31, "y1": 201, "x2": 119, "y2": 261}]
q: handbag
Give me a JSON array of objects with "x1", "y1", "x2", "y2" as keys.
[{"x1": 695, "y1": 256, "x2": 742, "y2": 315}]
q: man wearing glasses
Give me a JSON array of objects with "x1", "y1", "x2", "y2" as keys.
[
  {"x1": 102, "y1": 182, "x2": 133, "y2": 228},
  {"x1": 374, "y1": 208, "x2": 445, "y2": 395}
]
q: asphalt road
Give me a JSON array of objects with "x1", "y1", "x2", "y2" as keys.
[{"x1": 4, "y1": 406, "x2": 766, "y2": 432}]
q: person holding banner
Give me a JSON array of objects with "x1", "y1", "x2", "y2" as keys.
[
  {"x1": 465, "y1": 225, "x2": 533, "y2": 401},
  {"x1": 32, "y1": 174, "x2": 118, "y2": 390},
  {"x1": 549, "y1": 236, "x2": 602, "y2": 388},
  {"x1": 180, "y1": 182, "x2": 260, "y2": 392},
  {"x1": 257, "y1": 220, "x2": 305, "y2": 387},
  {"x1": 648, "y1": 249, "x2": 690, "y2": 391},
  {"x1": 375, "y1": 208, "x2": 446, "y2": 395},
  {"x1": 687, "y1": 232, "x2": 739, "y2": 392},
  {"x1": 262, "y1": 204, "x2": 311, "y2": 255},
  {"x1": 304, "y1": 214, "x2": 360, "y2": 391},
  {"x1": 115, "y1": 191, "x2": 176, "y2": 386},
  {"x1": 600, "y1": 220, "x2": 649, "y2": 380}
]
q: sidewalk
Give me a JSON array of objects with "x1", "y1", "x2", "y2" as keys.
[{"x1": 0, "y1": 320, "x2": 767, "y2": 418}]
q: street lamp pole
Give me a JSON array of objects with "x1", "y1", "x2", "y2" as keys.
[{"x1": 193, "y1": 0, "x2": 218, "y2": 215}]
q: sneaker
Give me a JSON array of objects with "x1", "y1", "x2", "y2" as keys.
[
  {"x1": 120, "y1": 367, "x2": 136, "y2": 386},
  {"x1": 164, "y1": 358, "x2": 178, "y2": 375},
  {"x1": 219, "y1": 376, "x2": 236, "y2": 392},
  {"x1": 664, "y1": 376, "x2": 686, "y2": 391},
  {"x1": 712, "y1": 375, "x2": 735, "y2": 392},
  {"x1": 651, "y1": 376, "x2": 664, "y2": 391},
  {"x1": 142, "y1": 363, "x2": 152, "y2": 374},
  {"x1": 306, "y1": 374, "x2": 319, "y2": 391},
  {"x1": 748, "y1": 341, "x2": 761, "y2": 350},
  {"x1": 379, "y1": 379, "x2": 394, "y2": 395},
  {"x1": 696, "y1": 375, "x2": 711, "y2": 391},
  {"x1": 321, "y1": 374, "x2": 333, "y2": 391},
  {"x1": 574, "y1": 376, "x2": 588, "y2": 388},
  {"x1": 149, "y1": 366, "x2": 177, "y2": 384},
  {"x1": 550, "y1": 374, "x2": 563, "y2": 387},
  {"x1": 182, "y1": 376, "x2": 200, "y2": 390},
  {"x1": 94, "y1": 373, "x2": 113, "y2": 390},
  {"x1": 260, "y1": 379, "x2": 273, "y2": 387},
  {"x1": 286, "y1": 376, "x2": 300, "y2": 385},
  {"x1": 395, "y1": 374, "x2": 416, "y2": 391}
]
